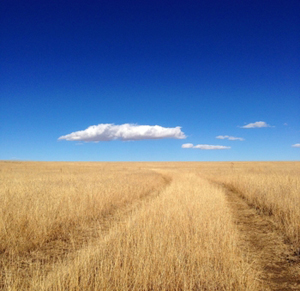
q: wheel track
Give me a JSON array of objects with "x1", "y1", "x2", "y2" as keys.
[
  {"x1": 0, "y1": 171, "x2": 172, "y2": 290},
  {"x1": 223, "y1": 185, "x2": 300, "y2": 291}
]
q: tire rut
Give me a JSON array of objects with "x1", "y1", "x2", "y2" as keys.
[
  {"x1": 0, "y1": 172, "x2": 172, "y2": 290},
  {"x1": 224, "y1": 187, "x2": 300, "y2": 291}
]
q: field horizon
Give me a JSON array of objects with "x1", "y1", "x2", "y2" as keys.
[{"x1": 1, "y1": 161, "x2": 300, "y2": 290}]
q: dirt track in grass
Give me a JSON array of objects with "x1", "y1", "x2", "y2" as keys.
[
  {"x1": 224, "y1": 187, "x2": 300, "y2": 291},
  {"x1": 0, "y1": 170, "x2": 172, "y2": 291}
]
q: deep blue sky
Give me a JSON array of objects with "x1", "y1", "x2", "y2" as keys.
[{"x1": 1, "y1": 0, "x2": 299, "y2": 161}]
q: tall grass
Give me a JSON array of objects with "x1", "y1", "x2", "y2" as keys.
[
  {"x1": 0, "y1": 162, "x2": 168, "y2": 289},
  {"x1": 34, "y1": 172, "x2": 260, "y2": 291},
  {"x1": 203, "y1": 162, "x2": 300, "y2": 246},
  {"x1": 3, "y1": 161, "x2": 294, "y2": 290}
]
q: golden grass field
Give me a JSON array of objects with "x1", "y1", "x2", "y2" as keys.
[{"x1": 0, "y1": 161, "x2": 299, "y2": 290}]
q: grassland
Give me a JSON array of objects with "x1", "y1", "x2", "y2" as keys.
[{"x1": 0, "y1": 161, "x2": 299, "y2": 290}]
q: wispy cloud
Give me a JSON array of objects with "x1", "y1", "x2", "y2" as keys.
[
  {"x1": 292, "y1": 144, "x2": 300, "y2": 148},
  {"x1": 58, "y1": 123, "x2": 186, "y2": 142},
  {"x1": 240, "y1": 121, "x2": 271, "y2": 128},
  {"x1": 216, "y1": 135, "x2": 244, "y2": 141},
  {"x1": 182, "y1": 143, "x2": 230, "y2": 150}
]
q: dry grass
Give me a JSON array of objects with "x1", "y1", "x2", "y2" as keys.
[
  {"x1": 35, "y1": 172, "x2": 260, "y2": 290},
  {"x1": 202, "y1": 162, "x2": 300, "y2": 247},
  {"x1": 2, "y1": 161, "x2": 299, "y2": 290},
  {"x1": 0, "y1": 162, "x2": 169, "y2": 289},
  {"x1": 0, "y1": 162, "x2": 169, "y2": 254}
]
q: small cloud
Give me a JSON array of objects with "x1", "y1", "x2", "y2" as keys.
[
  {"x1": 182, "y1": 143, "x2": 230, "y2": 150},
  {"x1": 216, "y1": 135, "x2": 244, "y2": 141},
  {"x1": 292, "y1": 144, "x2": 300, "y2": 148},
  {"x1": 194, "y1": 144, "x2": 231, "y2": 150},
  {"x1": 240, "y1": 121, "x2": 271, "y2": 128},
  {"x1": 181, "y1": 143, "x2": 194, "y2": 148},
  {"x1": 284, "y1": 123, "x2": 288, "y2": 126},
  {"x1": 58, "y1": 123, "x2": 186, "y2": 142}
]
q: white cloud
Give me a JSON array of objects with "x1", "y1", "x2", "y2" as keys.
[
  {"x1": 216, "y1": 135, "x2": 245, "y2": 141},
  {"x1": 182, "y1": 143, "x2": 230, "y2": 150},
  {"x1": 240, "y1": 121, "x2": 271, "y2": 128},
  {"x1": 181, "y1": 143, "x2": 194, "y2": 148},
  {"x1": 194, "y1": 144, "x2": 231, "y2": 150},
  {"x1": 292, "y1": 144, "x2": 300, "y2": 148},
  {"x1": 58, "y1": 123, "x2": 186, "y2": 142}
]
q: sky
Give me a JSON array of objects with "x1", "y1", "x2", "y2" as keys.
[{"x1": 1, "y1": 0, "x2": 299, "y2": 161}]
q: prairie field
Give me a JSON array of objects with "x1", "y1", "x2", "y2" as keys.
[{"x1": 0, "y1": 161, "x2": 300, "y2": 290}]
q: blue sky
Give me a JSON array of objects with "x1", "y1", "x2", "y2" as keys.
[{"x1": 1, "y1": 0, "x2": 299, "y2": 161}]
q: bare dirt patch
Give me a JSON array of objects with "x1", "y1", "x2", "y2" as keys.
[{"x1": 225, "y1": 188, "x2": 300, "y2": 290}]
